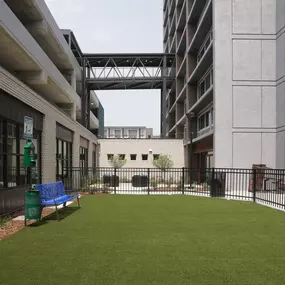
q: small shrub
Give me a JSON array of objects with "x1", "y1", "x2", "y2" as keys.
[
  {"x1": 109, "y1": 155, "x2": 127, "y2": 169},
  {"x1": 0, "y1": 216, "x2": 11, "y2": 229}
]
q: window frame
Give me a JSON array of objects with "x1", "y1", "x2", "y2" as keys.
[
  {"x1": 107, "y1": 154, "x2": 114, "y2": 161},
  {"x1": 56, "y1": 138, "x2": 73, "y2": 182},
  {"x1": 142, "y1": 154, "x2": 148, "y2": 161},
  {"x1": 130, "y1": 154, "x2": 137, "y2": 161},
  {"x1": 0, "y1": 116, "x2": 42, "y2": 188}
]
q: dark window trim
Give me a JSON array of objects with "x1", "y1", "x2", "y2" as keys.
[
  {"x1": 0, "y1": 116, "x2": 42, "y2": 188},
  {"x1": 142, "y1": 154, "x2": 148, "y2": 161},
  {"x1": 0, "y1": 90, "x2": 43, "y2": 130},
  {"x1": 130, "y1": 154, "x2": 137, "y2": 161}
]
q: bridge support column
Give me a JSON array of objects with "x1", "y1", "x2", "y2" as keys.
[
  {"x1": 161, "y1": 55, "x2": 167, "y2": 138},
  {"x1": 81, "y1": 57, "x2": 90, "y2": 129}
]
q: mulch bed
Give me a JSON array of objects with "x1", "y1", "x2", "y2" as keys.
[{"x1": 0, "y1": 207, "x2": 56, "y2": 241}]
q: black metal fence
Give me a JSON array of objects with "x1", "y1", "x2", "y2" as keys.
[
  {"x1": 63, "y1": 167, "x2": 285, "y2": 211},
  {"x1": 2, "y1": 167, "x2": 285, "y2": 217}
]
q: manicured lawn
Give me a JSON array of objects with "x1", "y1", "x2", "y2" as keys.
[{"x1": 1, "y1": 195, "x2": 285, "y2": 285}]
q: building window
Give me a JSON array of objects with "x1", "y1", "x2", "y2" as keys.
[
  {"x1": 142, "y1": 154, "x2": 148, "y2": 161},
  {"x1": 197, "y1": 68, "x2": 213, "y2": 100},
  {"x1": 153, "y1": 154, "x2": 160, "y2": 160},
  {"x1": 123, "y1": 129, "x2": 128, "y2": 138},
  {"x1": 56, "y1": 139, "x2": 72, "y2": 182},
  {"x1": 129, "y1": 130, "x2": 137, "y2": 138},
  {"x1": 80, "y1": 146, "x2": 88, "y2": 175},
  {"x1": 115, "y1": 130, "x2": 121, "y2": 138},
  {"x1": 0, "y1": 120, "x2": 3, "y2": 188},
  {"x1": 197, "y1": 108, "x2": 214, "y2": 132},
  {"x1": 104, "y1": 129, "x2": 108, "y2": 138},
  {"x1": 107, "y1": 154, "x2": 114, "y2": 160},
  {"x1": 0, "y1": 118, "x2": 41, "y2": 188},
  {"x1": 119, "y1": 154, "x2": 125, "y2": 160},
  {"x1": 197, "y1": 29, "x2": 213, "y2": 63},
  {"x1": 130, "y1": 154, "x2": 137, "y2": 161},
  {"x1": 92, "y1": 146, "x2": 97, "y2": 169}
]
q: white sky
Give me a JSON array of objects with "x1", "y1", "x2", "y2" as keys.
[{"x1": 45, "y1": 0, "x2": 164, "y2": 134}]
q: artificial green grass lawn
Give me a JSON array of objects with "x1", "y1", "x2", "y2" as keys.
[{"x1": 1, "y1": 196, "x2": 285, "y2": 285}]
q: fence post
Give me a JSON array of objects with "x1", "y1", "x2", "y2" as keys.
[
  {"x1": 182, "y1": 167, "x2": 185, "y2": 195},
  {"x1": 114, "y1": 168, "x2": 117, "y2": 195},
  {"x1": 253, "y1": 168, "x2": 256, "y2": 202},
  {"x1": 147, "y1": 168, "x2": 150, "y2": 195},
  {"x1": 211, "y1": 168, "x2": 215, "y2": 197}
]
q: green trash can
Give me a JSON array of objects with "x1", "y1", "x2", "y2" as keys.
[{"x1": 25, "y1": 190, "x2": 41, "y2": 225}]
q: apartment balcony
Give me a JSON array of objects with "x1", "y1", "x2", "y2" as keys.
[
  {"x1": 176, "y1": 0, "x2": 184, "y2": 9},
  {"x1": 188, "y1": 0, "x2": 212, "y2": 54},
  {"x1": 176, "y1": 55, "x2": 187, "y2": 79},
  {"x1": 168, "y1": 99, "x2": 176, "y2": 114},
  {"x1": 170, "y1": 34, "x2": 176, "y2": 53},
  {"x1": 176, "y1": 114, "x2": 186, "y2": 127},
  {"x1": 176, "y1": 83, "x2": 187, "y2": 103},
  {"x1": 90, "y1": 111, "x2": 99, "y2": 129},
  {"x1": 177, "y1": 0, "x2": 187, "y2": 32},
  {"x1": 193, "y1": 124, "x2": 214, "y2": 143},
  {"x1": 188, "y1": 41, "x2": 213, "y2": 84},
  {"x1": 188, "y1": 0, "x2": 209, "y2": 25},
  {"x1": 4, "y1": 0, "x2": 77, "y2": 73},
  {"x1": 189, "y1": 85, "x2": 213, "y2": 114},
  {"x1": 169, "y1": 10, "x2": 176, "y2": 36},
  {"x1": 163, "y1": 25, "x2": 169, "y2": 43},
  {"x1": 177, "y1": 27, "x2": 187, "y2": 55},
  {"x1": 169, "y1": 0, "x2": 176, "y2": 17},
  {"x1": 0, "y1": 1, "x2": 76, "y2": 104},
  {"x1": 166, "y1": 76, "x2": 176, "y2": 101},
  {"x1": 163, "y1": 6, "x2": 169, "y2": 26},
  {"x1": 163, "y1": 0, "x2": 168, "y2": 11},
  {"x1": 75, "y1": 95, "x2": 99, "y2": 129},
  {"x1": 90, "y1": 91, "x2": 99, "y2": 108}
]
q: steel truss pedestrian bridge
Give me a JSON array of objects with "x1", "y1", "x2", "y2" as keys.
[
  {"x1": 83, "y1": 53, "x2": 175, "y2": 90},
  {"x1": 69, "y1": 32, "x2": 175, "y2": 135}
]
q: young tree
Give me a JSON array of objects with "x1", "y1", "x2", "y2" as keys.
[
  {"x1": 152, "y1": 154, "x2": 174, "y2": 183},
  {"x1": 108, "y1": 154, "x2": 127, "y2": 169}
]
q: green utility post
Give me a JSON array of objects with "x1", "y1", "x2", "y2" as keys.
[{"x1": 24, "y1": 141, "x2": 41, "y2": 226}]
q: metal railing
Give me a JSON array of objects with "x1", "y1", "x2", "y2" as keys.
[
  {"x1": 2, "y1": 167, "x2": 285, "y2": 217},
  {"x1": 63, "y1": 167, "x2": 285, "y2": 211}
]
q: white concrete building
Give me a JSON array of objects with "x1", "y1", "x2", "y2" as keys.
[
  {"x1": 99, "y1": 139, "x2": 184, "y2": 168},
  {"x1": 163, "y1": 0, "x2": 281, "y2": 171},
  {"x1": 104, "y1": 126, "x2": 153, "y2": 139},
  {"x1": 0, "y1": 0, "x2": 101, "y2": 188}
]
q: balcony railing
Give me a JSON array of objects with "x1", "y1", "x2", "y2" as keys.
[
  {"x1": 197, "y1": 0, "x2": 211, "y2": 27},
  {"x1": 196, "y1": 124, "x2": 214, "y2": 138},
  {"x1": 197, "y1": 29, "x2": 213, "y2": 63}
]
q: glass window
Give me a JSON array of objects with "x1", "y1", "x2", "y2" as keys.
[
  {"x1": 0, "y1": 120, "x2": 41, "y2": 188},
  {"x1": 119, "y1": 154, "x2": 125, "y2": 160},
  {"x1": 205, "y1": 112, "x2": 210, "y2": 127},
  {"x1": 92, "y1": 150, "x2": 96, "y2": 169},
  {"x1": 142, "y1": 154, "x2": 148, "y2": 161},
  {"x1": 107, "y1": 154, "x2": 114, "y2": 160},
  {"x1": 0, "y1": 120, "x2": 3, "y2": 188},
  {"x1": 79, "y1": 146, "x2": 88, "y2": 175},
  {"x1": 130, "y1": 154, "x2": 137, "y2": 160},
  {"x1": 199, "y1": 82, "x2": 205, "y2": 98},
  {"x1": 115, "y1": 130, "x2": 121, "y2": 138},
  {"x1": 129, "y1": 130, "x2": 137, "y2": 138},
  {"x1": 56, "y1": 139, "x2": 72, "y2": 182},
  {"x1": 205, "y1": 74, "x2": 211, "y2": 90},
  {"x1": 153, "y1": 154, "x2": 160, "y2": 160}
]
